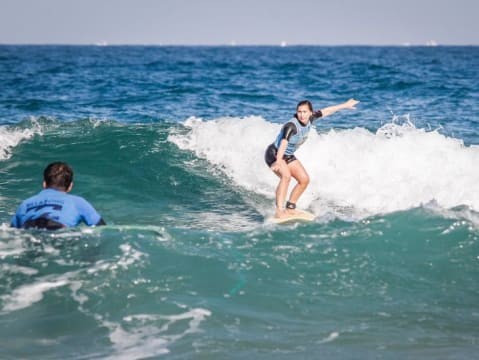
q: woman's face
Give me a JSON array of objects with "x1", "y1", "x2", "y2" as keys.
[{"x1": 296, "y1": 104, "x2": 312, "y2": 124}]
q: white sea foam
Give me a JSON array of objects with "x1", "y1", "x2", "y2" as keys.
[
  {"x1": 0, "y1": 238, "x2": 26, "y2": 259},
  {"x1": 0, "y1": 120, "x2": 43, "y2": 160},
  {"x1": 169, "y1": 116, "x2": 479, "y2": 219},
  {"x1": 0, "y1": 263, "x2": 83, "y2": 314},
  {"x1": 0, "y1": 264, "x2": 38, "y2": 276},
  {"x1": 0, "y1": 229, "x2": 38, "y2": 259},
  {"x1": 86, "y1": 242, "x2": 147, "y2": 276},
  {"x1": 1, "y1": 279, "x2": 69, "y2": 312},
  {"x1": 102, "y1": 308, "x2": 211, "y2": 359},
  {"x1": 318, "y1": 331, "x2": 339, "y2": 344}
]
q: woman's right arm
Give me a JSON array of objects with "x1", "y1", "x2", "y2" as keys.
[{"x1": 271, "y1": 139, "x2": 288, "y2": 172}]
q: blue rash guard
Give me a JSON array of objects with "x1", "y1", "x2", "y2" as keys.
[
  {"x1": 274, "y1": 117, "x2": 312, "y2": 156},
  {"x1": 264, "y1": 111, "x2": 323, "y2": 167},
  {"x1": 11, "y1": 188, "x2": 103, "y2": 229}
]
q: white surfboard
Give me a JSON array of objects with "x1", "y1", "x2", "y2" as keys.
[{"x1": 268, "y1": 210, "x2": 315, "y2": 224}]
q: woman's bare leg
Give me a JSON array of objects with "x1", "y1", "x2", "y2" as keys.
[
  {"x1": 286, "y1": 160, "x2": 310, "y2": 213},
  {"x1": 272, "y1": 161, "x2": 291, "y2": 218}
]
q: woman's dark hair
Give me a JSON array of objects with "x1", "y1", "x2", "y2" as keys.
[
  {"x1": 296, "y1": 100, "x2": 313, "y2": 112},
  {"x1": 43, "y1": 162, "x2": 73, "y2": 190}
]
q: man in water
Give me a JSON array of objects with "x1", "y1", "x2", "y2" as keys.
[{"x1": 11, "y1": 162, "x2": 106, "y2": 230}]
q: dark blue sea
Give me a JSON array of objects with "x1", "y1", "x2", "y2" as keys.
[{"x1": 0, "y1": 45, "x2": 478, "y2": 359}]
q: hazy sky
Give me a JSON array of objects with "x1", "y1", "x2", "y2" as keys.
[{"x1": 1, "y1": 0, "x2": 477, "y2": 45}]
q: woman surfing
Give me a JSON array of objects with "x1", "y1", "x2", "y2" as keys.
[{"x1": 265, "y1": 98, "x2": 360, "y2": 219}]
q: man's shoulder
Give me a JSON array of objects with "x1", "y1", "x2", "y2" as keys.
[
  {"x1": 68, "y1": 193, "x2": 91, "y2": 205},
  {"x1": 19, "y1": 191, "x2": 47, "y2": 206},
  {"x1": 68, "y1": 194, "x2": 98, "y2": 213},
  {"x1": 30, "y1": 190, "x2": 88, "y2": 206}
]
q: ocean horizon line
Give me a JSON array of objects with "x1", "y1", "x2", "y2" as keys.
[{"x1": 1, "y1": 42, "x2": 478, "y2": 47}]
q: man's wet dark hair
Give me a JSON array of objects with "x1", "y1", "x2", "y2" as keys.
[{"x1": 43, "y1": 162, "x2": 73, "y2": 191}]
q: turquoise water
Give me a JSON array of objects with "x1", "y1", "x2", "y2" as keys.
[{"x1": 0, "y1": 45, "x2": 478, "y2": 359}]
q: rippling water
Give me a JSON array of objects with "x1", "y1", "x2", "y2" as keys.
[{"x1": 0, "y1": 45, "x2": 478, "y2": 359}]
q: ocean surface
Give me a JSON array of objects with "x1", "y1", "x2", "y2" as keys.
[{"x1": 0, "y1": 45, "x2": 478, "y2": 359}]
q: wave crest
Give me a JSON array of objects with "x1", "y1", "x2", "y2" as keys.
[
  {"x1": 0, "y1": 118, "x2": 44, "y2": 160},
  {"x1": 169, "y1": 116, "x2": 479, "y2": 219}
]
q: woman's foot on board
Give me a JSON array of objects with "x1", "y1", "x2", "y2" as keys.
[
  {"x1": 285, "y1": 201, "x2": 302, "y2": 216},
  {"x1": 275, "y1": 208, "x2": 289, "y2": 219}
]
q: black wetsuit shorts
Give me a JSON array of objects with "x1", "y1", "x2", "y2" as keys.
[{"x1": 264, "y1": 143, "x2": 297, "y2": 167}]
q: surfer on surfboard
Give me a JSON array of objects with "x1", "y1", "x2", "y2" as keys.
[{"x1": 264, "y1": 98, "x2": 359, "y2": 220}]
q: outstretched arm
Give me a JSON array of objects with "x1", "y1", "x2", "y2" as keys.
[{"x1": 319, "y1": 98, "x2": 359, "y2": 118}]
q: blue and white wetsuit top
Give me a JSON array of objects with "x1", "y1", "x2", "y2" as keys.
[
  {"x1": 11, "y1": 188, "x2": 102, "y2": 228},
  {"x1": 274, "y1": 117, "x2": 312, "y2": 156}
]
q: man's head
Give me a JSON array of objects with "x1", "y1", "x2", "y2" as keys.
[{"x1": 43, "y1": 162, "x2": 73, "y2": 192}]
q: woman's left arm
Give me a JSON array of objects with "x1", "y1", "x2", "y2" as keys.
[{"x1": 320, "y1": 99, "x2": 359, "y2": 118}]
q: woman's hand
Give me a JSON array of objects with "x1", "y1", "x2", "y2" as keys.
[
  {"x1": 320, "y1": 99, "x2": 360, "y2": 117},
  {"x1": 271, "y1": 159, "x2": 285, "y2": 172},
  {"x1": 344, "y1": 99, "x2": 360, "y2": 109}
]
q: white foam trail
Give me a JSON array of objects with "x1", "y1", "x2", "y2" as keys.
[
  {"x1": 0, "y1": 238, "x2": 27, "y2": 259},
  {"x1": 87, "y1": 242, "x2": 147, "y2": 275},
  {"x1": 0, "y1": 120, "x2": 43, "y2": 160},
  {"x1": 0, "y1": 264, "x2": 38, "y2": 276},
  {"x1": 0, "y1": 228, "x2": 41, "y2": 259},
  {"x1": 169, "y1": 116, "x2": 479, "y2": 219},
  {"x1": 103, "y1": 308, "x2": 211, "y2": 359},
  {"x1": 1, "y1": 279, "x2": 69, "y2": 312},
  {"x1": 318, "y1": 331, "x2": 339, "y2": 344}
]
